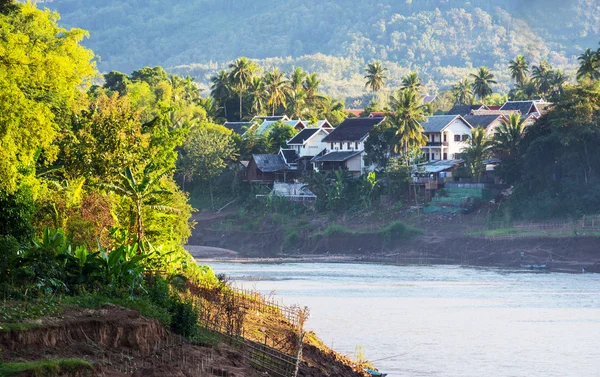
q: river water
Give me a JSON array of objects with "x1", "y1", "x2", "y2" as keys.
[{"x1": 205, "y1": 262, "x2": 600, "y2": 377}]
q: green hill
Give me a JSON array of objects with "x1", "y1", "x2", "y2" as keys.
[{"x1": 46, "y1": 0, "x2": 599, "y2": 102}]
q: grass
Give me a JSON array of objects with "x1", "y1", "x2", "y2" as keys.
[
  {"x1": 313, "y1": 221, "x2": 423, "y2": 240},
  {"x1": 0, "y1": 359, "x2": 94, "y2": 377},
  {"x1": 63, "y1": 294, "x2": 171, "y2": 326},
  {"x1": 0, "y1": 299, "x2": 63, "y2": 325},
  {"x1": 191, "y1": 327, "x2": 221, "y2": 347},
  {"x1": 468, "y1": 227, "x2": 600, "y2": 238}
]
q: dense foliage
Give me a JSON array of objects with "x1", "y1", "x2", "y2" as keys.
[{"x1": 46, "y1": 0, "x2": 598, "y2": 103}]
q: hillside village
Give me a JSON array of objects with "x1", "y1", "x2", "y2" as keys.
[{"x1": 225, "y1": 99, "x2": 551, "y2": 210}]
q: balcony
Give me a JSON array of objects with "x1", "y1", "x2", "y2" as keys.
[{"x1": 425, "y1": 142, "x2": 449, "y2": 147}]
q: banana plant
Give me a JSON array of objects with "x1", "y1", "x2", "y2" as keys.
[{"x1": 100, "y1": 162, "x2": 180, "y2": 242}]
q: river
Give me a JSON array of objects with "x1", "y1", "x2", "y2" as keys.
[{"x1": 204, "y1": 262, "x2": 600, "y2": 377}]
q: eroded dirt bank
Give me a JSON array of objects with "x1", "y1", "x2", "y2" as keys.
[
  {"x1": 188, "y1": 210, "x2": 600, "y2": 273},
  {"x1": 0, "y1": 305, "x2": 369, "y2": 377}
]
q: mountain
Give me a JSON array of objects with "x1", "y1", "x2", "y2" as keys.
[{"x1": 44, "y1": 0, "x2": 599, "y2": 102}]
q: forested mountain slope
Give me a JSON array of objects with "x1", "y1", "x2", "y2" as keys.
[{"x1": 44, "y1": 0, "x2": 599, "y2": 100}]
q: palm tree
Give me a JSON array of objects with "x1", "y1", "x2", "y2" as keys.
[
  {"x1": 210, "y1": 70, "x2": 231, "y2": 118},
  {"x1": 550, "y1": 70, "x2": 568, "y2": 99},
  {"x1": 264, "y1": 69, "x2": 290, "y2": 116},
  {"x1": 101, "y1": 163, "x2": 178, "y2": 241},
  {"x1": 461, "y1": 127, "x2": 493, "y2": 182},
  {"x1": 494, "y1": 114, "x2": 526, "y2": 156},
  {"x1": 452, "y1": 78, "x2": 473, "y2": 105},
  {"x1": 470, "y1": 67, "x2": 497, "y2": 101},
  {"x1": 303, "y1": 73, "x2": 326, "y2": 109},
  {"x1": 249, "y1": 76, "x2": 266, "y2": 115},
  {"x1": 229, "y1": 57, "x2": 257, "y2": 120},
  {"x1": 576, "y1": 48, "x2": 600, "y2": 81},
  {"x1": 401, "y1": 72, "x2": 422, "y2": 93},
  {"x1": 290, "y1": 67, "x2": 307, "y2": 93},
  {"x1": 364, "y1": 61, "x2": 388, "y2": 99},
  {"x1": 388, "y1": 89, "x2": 428, "y2": 158},
  {"x1": 508, "y1": 55, "x2": 530, "y2": 87},
  {"x1": 287, "y1": 90, "x2": 308, "y2": 119},
  {"x1": 532, "y1": 60, "x2": 553, "y2": 97}
]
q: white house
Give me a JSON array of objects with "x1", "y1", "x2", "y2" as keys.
[
  {"x1": 421, "y1": 115, "x2": 473, "y2": 161},
  {"x1": 463, "y1": 114, "x2": 508, "y2": 137},
  {"x1": 312, "y1": 117, "x2": 385, "y2": 175}
]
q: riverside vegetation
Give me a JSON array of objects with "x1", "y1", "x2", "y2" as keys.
[{"x1": 2, "y1": 0, "x2": 600, "y2": 374}]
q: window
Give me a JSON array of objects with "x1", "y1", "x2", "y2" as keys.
[
  {"x1": 355, "y1": 142, "x2": 359, "y2": 149},
  {"x1": 462, "y1": 134, "x2": 470, "y2": 141},
  {"x1": 443, "y1": 134, "x2": 447, "y2": 142},
  {"x1": 339, "y1": 142, "x2": 343, "y2": 150},
  {"x1": 443, "y1": 153, "x2": 448, "y2": 160},
  {"x1": 347, "y1": 142, "x2": 351, "y2": 150},
  {"x1": 330, "y1": 143, "x2": 333, "y2": 149},
  {"x1": 454, "y1": 135, "x2": 461, "y2": 142}
]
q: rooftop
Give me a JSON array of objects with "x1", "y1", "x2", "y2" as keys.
[
  {"x1": 447, "y1": 104, "x2": 487, "y2": 115},
  {"x1": 255, "y1": 119, "x2": 305, "y2": 135},
  {"x1": 422, "y1": 115, "x2": 468, "y2": 133},
  {"x1": 287, "y1": 128, "x2": 320, "y2": 145},
  {"x1": 416, "y1": 159, "x2": 464, "y2": 173},
  {"x1": 223, "y1": 121, "x2": 255, "y2": 135},
  {"x1": 463, "y1": 115, "x2": 504, "y2": 129},
  {"x1": 322, "y1": 117, "x2": 384, "y2": 142},
  {"x1": 253, "y1": 115, "x2": 289, "y2": 122},
  {"x1": 252, "y1": 154, "x2": 289, "y2": 172},
  {"x1": 311, "y1": 151, "x2": 362, "y2": 162},
  {"x1": 280, "y1": 149, "x2": 300, "y2": 164}
]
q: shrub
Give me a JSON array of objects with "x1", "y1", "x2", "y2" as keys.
[{"x1": 170, "y1": 298, "x2": 199, "y2": 338}]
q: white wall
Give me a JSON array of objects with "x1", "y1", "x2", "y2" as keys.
[{"x1": 443, "y1": 119, "x2": 472, "y2": 159}]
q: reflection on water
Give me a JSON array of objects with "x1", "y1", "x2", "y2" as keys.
[{"x1": 205, "y1": 263, "x2": 600, "y2": 377}]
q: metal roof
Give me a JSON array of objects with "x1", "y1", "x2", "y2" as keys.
[
  {"x1": 252, "y1": 154, "x2": 289, "y2": 172},
  {"x1": 255, "y1": 120, "x2": 305, "y2": 135},
  {"x1": 463, "y1": 115, "x2": 503, "y2": 129},
  {"x1": 322, "y1": 117, "x2": 384, "y2": 142},
  {"x1": 279, "y1": 149, "x2": 300, "y2": 164},
  {"x1": 223, "y1": 121, "x2": 255, "y2": 135},
  {"x1": 422, "y1": 115, "x2": 465, "y2": 133},
  {"x1": 287, "y1": 128, "x2": 320, "y2": 145},
  {"x1": 416, "y1": 159, "x2": 464, "y2": 173},
  {"x1": 311, "y1": 151, "x2": 362, "y2": 162}
]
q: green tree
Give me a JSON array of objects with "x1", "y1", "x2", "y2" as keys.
[
  {"x1": 452, "y1": 78, "x2": 473, "y2": 105},
  {"x1": 103, "y1": 71, "x2": 130, "y2": 95},
  {"x1": 249, "y1": 76, "x2": 267, "y2": 115},
  {"x1": 303, "y1": 73, "x2": 326, "y2": 110},
  {"x1": 508, "y1": 55, "x2": 530, "y2": 87},
  {"x1": 532, "y1": 60, "x2": 553, "y2": 97},
  {"x1": 290, "y1": 67, "x2": 307, "y2": 93},
  {"x1": 388, "y1": 89, "x2": 428, "y2": 158},
  {"x1": 470, "y1": 67, "x2": 496, "y2": 101},
  {"x1": 264, "y1": 69, "x2": 291, "y2": 116},
  {"x1": 268, "y1": 122, "x2": 297, "y2": 152},
  {"x1": 401, "y1": 72, "x2": 422, "y2": 93},
  {"x1": 494, "y1": 114, "x2": 526, "y2": 156},
  {"x1": 0, "y1": 2, "x2": 96, "y2": 194},
  {"x1": 364, "y1": 122, "x2": 396, "y2": 169},
  {"x1": 576, "y1": 48, "x2": 600, "y2": 82},
  {"x1": 364, "y1": 61, "x2": 388, "y2": 99},
  {"x1": 210, "y1": 70, "x2": 232, "y2": 119},
  {"x1": 229, "y1": 57, "x2": 257, "y2": 120},
  {"x1": 461, "y1": 127, "x2": 493, "y2": 182},
  {"x1": 179, "y1": 122, "x2": 237, "y2": 209},
  {"x1": 102, "y1": 163, "x2": 178, "y2": 241}
]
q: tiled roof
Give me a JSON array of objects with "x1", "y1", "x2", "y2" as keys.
[
  {"x1": 311, "y1": 151, "x2": 362, "y2": 162},
  {"x1": 287, "y1": 128, "x2": 320, "y2": 145},
  {"x1": 253, "y1": 115, "x2": 289, "y2": 122},
  {"x1": 255, "y1": 120, "x2": 305, "y2": 135},
  {"x1": 486, "y1": 105, "x2": 502, "y2": 111},
  {"x1": 223, "y1": 121, "x2": 254, "y2": 135},
  {"x1": 252, "y1": 154, "x2": 289, "y2": 172},
  {"x1": 322, "y1": 117, "x2": 384, "y2": 142},
  {"x1": 280, "y1": 149, "x2": 300, "y2": 164},
  {"x1": 463, "y1": 115, "x2": 504, "y2": 129},
  {"x1": 422, "y1": 115, "x2": 463, "y2": 133},
  {"x1": 447, "y1": 104, "x2": 487, "y2": 115},
  {"x1": 470, "y1": 109, "x2": 520, "y2": 116},
  {"x1": 346, "y1": 109, "x2": 363, "y2": 117},
  {"x1": 500, "y1": 101, "x2": 538, "y2": 115}
]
